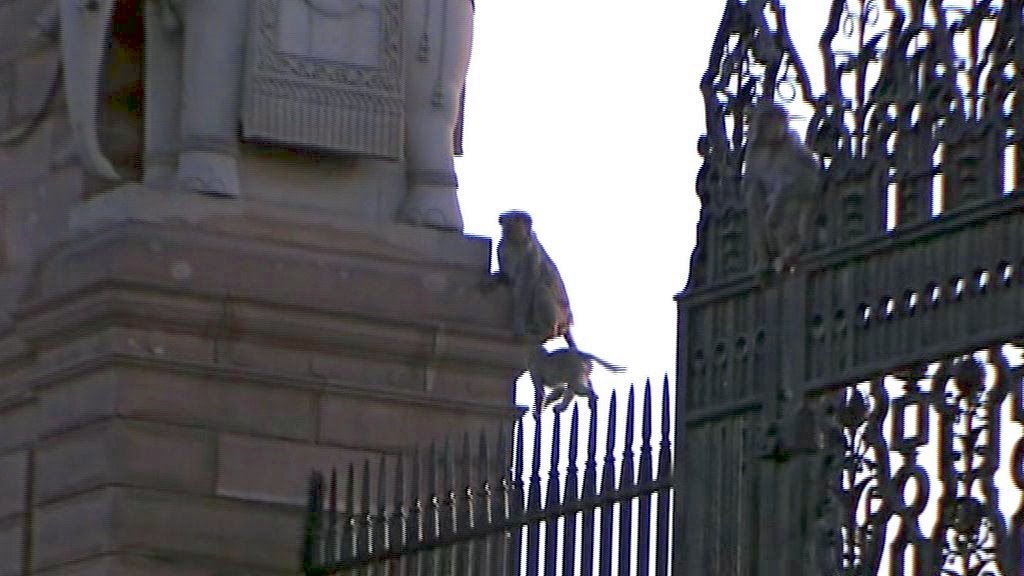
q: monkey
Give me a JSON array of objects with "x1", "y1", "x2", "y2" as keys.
[
  {"x1": 742, "y1": 101, "x2": 822, "y2": 272},
  {"x1": 527, "y1": 345, "x2": 625, "y2": 413},
  {"x1": 487, "y1": 211, "x2": 575, "y2": 345}
]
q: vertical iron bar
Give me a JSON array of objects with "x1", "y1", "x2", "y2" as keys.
[
  {"x1": 617, "y1": 386, "x2": 637, "y2": 576},
  {"x1": 343, "y1": 464, "x2": 355, "y2": 563},
  {"x1": 598, "y1": 390, "x2": 619, "y2": 576},
  {"x1": 494, "y1": 426, "x2": 512, "y2": 576},
  {"x1": 655, "y1": 377, "x2": 673, "y2": 576},
  {"x1": 562, "y1": 406, "x2": 581, "y2": 576},
  {"x1": 525, "y1": 410, "x2": 543, "y2": 576},
  {"x1": 580, "y1": 398, "x2": 600, "y2": 576},
  {"x1": 441, "y1": 439, "x2": 456, "y2": 575},
  {"x1": 358, "y1": 459, "x2": 372, "y2": 567},
  {"x1": 391, "y1": 453, "x2": 406, "y2": 576},
  {"x1": 636, "y1": 380, "x2": 655, "y2": 576},
  {"x1": 474, "y1": 431, "x2": 491, "y2": 575},
  {"x1": 326, "y1": 467, "x2": 339, "y2": 564},
  {"x1": 375, "y1": 455, "x2": 388, "y2": 570},
  {"x1": 302, "y1": 471, "x2": 325, "y2": 574},
  {"x1": 427, "y1": 442, "x2": 440, "y2": 576},
  {"x1": 507, "y1": 419, "x2": 525, "y2": 576},
  {"x1": 457, "y1": 432, "x2": 473, "y2": 576},
  {"x1": 360, "y1": 459, "x2": 376, "y2": 565},
  {"x1": 407, "y1": 447, "x2": 422, "y2": 576},
  {"x1": 544, "y1": 408, "x2": 564, "y2": 576}
]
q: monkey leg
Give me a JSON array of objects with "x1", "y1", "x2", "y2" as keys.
[
  {"x1": 553, "y1": 393, "x2": 574, "y2": 413},
  {"x1": 543, "y1": 386, "x2": 567, "y2": 410}
]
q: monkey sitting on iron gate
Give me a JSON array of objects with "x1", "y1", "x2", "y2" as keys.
[
  {"x1": 527, "y1": 345, "x2": 625, "y2": 413},
  {"x1": 743, "y1": 101, "x2": 822, "y2": 273}
]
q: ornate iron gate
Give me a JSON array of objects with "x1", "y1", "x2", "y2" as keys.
[{"x1": 675, "y1": 1, "x2": 1024, "y2": 575}]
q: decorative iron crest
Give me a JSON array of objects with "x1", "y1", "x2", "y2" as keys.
[{"x1": 689, "y1": 0, "x2": 1024, "y2": 290}]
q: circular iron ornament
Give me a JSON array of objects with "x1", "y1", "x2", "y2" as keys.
[
  {"x1": 952, "y1": 496, "x2": 986, "y2": 539},
  {"x1": 891, "y1": 465, "x2": 930, "y2": 516},
  {"x1": 838, "y1": 389, "x2": 869, "y2": 428},
  {"x1": 953, "y1": 356, "x2": 985, "y2": 395}
]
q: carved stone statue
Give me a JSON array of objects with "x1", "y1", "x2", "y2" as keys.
[{"x1": 54, "y1": 0, "x2": 473, "y2": 230}]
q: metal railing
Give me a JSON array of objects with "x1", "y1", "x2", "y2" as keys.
[{"x1": 301, "y1": 378, "x2": 674, "y2": 576}]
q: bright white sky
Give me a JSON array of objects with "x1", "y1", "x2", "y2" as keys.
[{"x1": 455, "y1": 0, "x2": 827, "y2": 404}]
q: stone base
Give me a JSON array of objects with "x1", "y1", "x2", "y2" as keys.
[{"x1": 0, "y1": 189, "x2": 526, "y2": 575}]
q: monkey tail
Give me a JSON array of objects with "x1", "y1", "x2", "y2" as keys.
[
  {"x1": 580, "y1": 353, "x2": 626, "y2": 373},
  {"x1": 562, "y1": 330, "x2": 577, "y2": 349}
]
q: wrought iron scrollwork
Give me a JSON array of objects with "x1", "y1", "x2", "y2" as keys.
[{"x1": 811, "y1": 347, "x2": 1024, "y2": 576}]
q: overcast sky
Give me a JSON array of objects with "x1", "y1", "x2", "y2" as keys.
[{"x1": 455, "y1": 0, "x2": 828, "y2": 405}]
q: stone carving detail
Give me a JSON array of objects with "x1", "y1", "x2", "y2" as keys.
[
  {"x1": 243, "y1": 0, "x2": 404, "y2": 158},
  {"x1": 41, "y1": 0, "x2": 473, "y2": 230}
]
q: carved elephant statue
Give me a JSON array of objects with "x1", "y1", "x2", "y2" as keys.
[{"x1": 57, "y1": 0, "x2": 473, "y2": 230}]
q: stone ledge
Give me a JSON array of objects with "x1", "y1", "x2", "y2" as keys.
[
  {"x1": 32, "y1": 552, "x2": 286, "y2": 576},
  {"x1": 0, "y1": 450, "x2": 28, "y2": 520},
  {"x1": 0, "y1": 515, "x2": 24, "y2": 576},
  {"x1": 18, "y1": 221, "x2": 506, "y2": 326},
  {"x1": 34, "y1": 419, "x2": 216, "y2": 506},
  {"x1": 69, "y1": 185, "x2": 491, "y2": 268}
]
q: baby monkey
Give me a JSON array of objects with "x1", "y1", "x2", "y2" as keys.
[{"x1": 528, "y1": 346, "x2": 625, "y2": 413}]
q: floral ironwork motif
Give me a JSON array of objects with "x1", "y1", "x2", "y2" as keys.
[
  {"x1": 681, "y1": 2, "x2": 1024, "y2": 575},
  {"x1": 811, "y1": 349, "x2": 1024, "y2": 576}
]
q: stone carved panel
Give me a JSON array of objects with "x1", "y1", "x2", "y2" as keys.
[{"x1": 242, "y1": 0, "x2": 404, "y2": 158}]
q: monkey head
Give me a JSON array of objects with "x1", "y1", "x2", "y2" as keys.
[
  {"x1": 498, "y1": 210, "x2": 533, "y2": 244},
  {"x1": 748, "y1": 101, "x2": 790, "y2": 145}
]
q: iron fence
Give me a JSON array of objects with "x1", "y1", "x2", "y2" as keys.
[{"x1": 301, "y1": 378, "x2": 674, "y2": 576}]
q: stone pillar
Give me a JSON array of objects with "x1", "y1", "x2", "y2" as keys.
[{"x1": 0, "y1": 3, "x2": 523, "y2": 572}]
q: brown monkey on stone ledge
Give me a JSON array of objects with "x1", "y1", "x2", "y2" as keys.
[
  {"x1": 487, "y1": 211, "x2": 575, "y2": 346},
  {"x1": 743, "y1": 101, "x2": 822, "y2": 272}
]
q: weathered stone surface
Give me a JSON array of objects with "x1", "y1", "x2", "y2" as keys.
[
  {"x1": 35, "y1": 420, "x2": 215, "y2": 504},
  {"x1": 115, "y1": 368, "x2": 319, "y2": 441},
  {"x1": 215, "y1": 433, "x2": 388, "y2": 507},
  {"x1": 35, "y1": 371, "x2": 119, "y2": 439},
  {"x1": 113, "y1": 488, "x2": 304, "y2": 570},
  {"x1": 12, "y1": 49, "x2": 58, "y2": 119},
  {"x1": 32, "y1": 489, "x2": 115, "y2": 570},
  {"x1": 1, "y1": 167, "x2": 85, "y2": 264},
  {"x1": 319, "y1": 395, "x2": 509, "y2": 451},
  {"x1": 0, "y1": 516, "x2": 23, "y2": 576},
  {"x1": 0, "y1": 1, "x2": 52, "y2": 62},
  {"x1": 0, "y1": 450, "x2": 28, "y2": 521},
  {"x1": 33, "y1": 553, "x2": 283, "y2": 576},
  {"x1": 0, "y1": 399, "x2": 36, "y2": 453}
]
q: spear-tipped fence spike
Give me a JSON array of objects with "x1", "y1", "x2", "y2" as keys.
[
  {"x1": 617, "y1": 386, "x2": 637, "y2": 575},
  {"x1": 598, "y1": 390, "x2": 618, "y2": 576}
]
